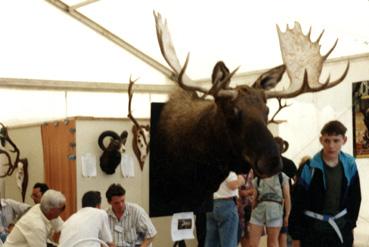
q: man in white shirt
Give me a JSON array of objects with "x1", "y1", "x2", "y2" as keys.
[
  {"x1": 59, "y1": 191, "x2": 114, "y2": 247},
  {"x1": 4, "y1": 189, "x2": 66, "y2": 247}
]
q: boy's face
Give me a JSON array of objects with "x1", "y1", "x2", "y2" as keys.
[{"x1": 319, "y1": 134, "x2": 347, "y2": 161}]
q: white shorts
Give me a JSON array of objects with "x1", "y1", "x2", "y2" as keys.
[{"x1": 249, "y1": 215, "x2": 283, "y2": 228}]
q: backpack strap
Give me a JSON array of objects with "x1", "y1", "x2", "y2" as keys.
[
  {"x1": 279, "y1": 172, "x2": 284, "y2": 198},
  {"x1": 256, "y1": 172, "x2": 284, "y2": 204}
]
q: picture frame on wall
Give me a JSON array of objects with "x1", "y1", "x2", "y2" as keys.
[{"x1": 352, "y1": 80, "x2": 369, "y2": 158}]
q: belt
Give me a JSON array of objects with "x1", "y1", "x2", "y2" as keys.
[
  {"x1": 214, "y1": 197, "x2": 235, "y2": 201},
  {"x1": 304, "y1": 208, "x2": 347, "y2": 243},
  {"x1": 258, "y1": 198, "x2": 283, "y2": 205}
]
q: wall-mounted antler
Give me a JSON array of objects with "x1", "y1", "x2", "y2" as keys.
[
  {"x1": 0, "y1": 123, "x2": 28, "y2": 202},
  {"x1": 128, "y1": 77, "x2": 150, "y2": 171},
  {"x1": 268, "y1": 98, "x2": 290, "y2": 124},
  {"x1": 0, "y1": 122, "x2": 20, "y2": 177},
  {"x1": 154, "y1": 12, "x2": 239, "y2": 99},
  {"x1": 265, "y1": 22, "x2": 350, "y2": 99}
]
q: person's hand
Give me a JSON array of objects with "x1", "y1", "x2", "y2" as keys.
[{"x1": 292, "y1": 240, "x2": 301, "y2": 247}]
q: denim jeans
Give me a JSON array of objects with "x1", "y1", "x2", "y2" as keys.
[{"x1": 205, "y1": 199, "x2": 239, "y2": 247}]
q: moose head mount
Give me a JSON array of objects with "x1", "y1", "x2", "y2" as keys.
[
  {"x1": 154, "y1": 12, "x2": 348, "y2": 175},
  {"x1": 149, "y1": 12, "x2": 349, "y2": 215},
  {"x1": 98, "y1": 130, "x2": 128, "y2": 174}
]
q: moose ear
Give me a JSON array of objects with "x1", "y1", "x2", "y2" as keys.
[{"x1": 252, "y1": 65, "x2": 286, "y2": 90}]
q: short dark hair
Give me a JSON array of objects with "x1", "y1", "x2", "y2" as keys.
[
  {"x1": 33, "y1": 183, "x2": 49, "y2": 194},
  {"x1": 321, "y1": 120, "x2": 347, "y2": 136},
  {"x1": 82, "y1": 191, "x2": 101, "y2": 208},
  {"x1": 106, "y1": 183, "x2": 126, "y2": 202}
]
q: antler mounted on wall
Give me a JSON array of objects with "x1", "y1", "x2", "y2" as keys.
[
  {"x1": 260, "y1": 22, "x2": 350, "y2": 123},
  {"x1": 265, "y1": 22, "x2": 349, "y2": 99},
  {"x1": 154, "y1": 12, "x2": 349, "y2": 116},
  {"x1": 0, "y1": 123, "x2": 28, "y2": 202},
  {"x1": 128, "y1": 78, "x2": 150, "y2": 171},
  {"x1": 0, "y1": 122, "x2": 21, "y2": 177}
]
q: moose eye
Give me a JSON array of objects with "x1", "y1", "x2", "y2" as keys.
[{"x1": 232, "y1": 107, "x2": 243, "y2": 122}]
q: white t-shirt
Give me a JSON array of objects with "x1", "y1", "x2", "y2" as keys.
[
  {"x1": 213, "y1": 171, "x2": 238, "y2": 199},
  {"x1": 59, "y1": 207, "x2": 112, "y2": 247}
]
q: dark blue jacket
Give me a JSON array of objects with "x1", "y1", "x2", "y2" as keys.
[{"x1": 289, "y1": 151, "x2": 361, "y2": 240}]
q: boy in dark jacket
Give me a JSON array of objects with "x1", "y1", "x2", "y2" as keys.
[{"x1": 289, "y1": 120, "x2": 361, "y2": 247}]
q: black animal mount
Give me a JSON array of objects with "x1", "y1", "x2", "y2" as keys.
[{"x1": 98, "y1": 130, "x2": 128, "y2": 175}]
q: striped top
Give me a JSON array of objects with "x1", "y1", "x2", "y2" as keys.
[{"x1": 106, "y1": 202, "x2": 157, "y2": 247}]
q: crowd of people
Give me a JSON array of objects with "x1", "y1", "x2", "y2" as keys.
[
  {"x1": 198, "y1": 120, "x2": 361, "y2": 247},
  {"x1": 0, "y1": 120, "x2": 362, "y2": 247},
  {"x1": 0, "y1": 183, "x2": 156, "y2": 247}
]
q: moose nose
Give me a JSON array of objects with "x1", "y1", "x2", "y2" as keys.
[{"x1": 255, "y1": 155, "x2": 282, "y2": 178}]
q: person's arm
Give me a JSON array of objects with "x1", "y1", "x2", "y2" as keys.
[
  {"x1": 346, "y1": 163, "x2": 361, "y2": 229},
  {"x1": 227, "y1": 175, "x2": 245, "y2": 190},
  {"x1": 140, "y1": 237, "x2": 154, "y2": 247},
  {"x1": 6, "y1": 198, "x2": 30, "y2": 216},
  {"x1": 136, "y1": 206, "x2": 157, "y2": 247},
  {"x1": 100, "y1": 211, "x2": 114, "y2": 247},
  {"x1": 282, "y1": 180, "x2": 291, "y2": 227}
]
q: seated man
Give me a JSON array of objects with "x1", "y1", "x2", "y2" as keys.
[
  {"x1": 30, "y1": 183, "x2": 62, "y2": 247},
  {"x1": 4, "y1": 189, "x2": 66, "y2": 247},
  {"x1": 0, "y1": 198, "x2": 30, "y2": 242},
  {"x1": 106, "y1": 184, "x2": 157, "y2": 247},
  {"x1": 31, "y1": 182, "x2": 49, "y2": 204},
  {"x1": 59, "y1": 191, "x2": 114, "y2": 247}
]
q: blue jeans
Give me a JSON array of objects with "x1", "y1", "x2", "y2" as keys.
[{"x1": 205, "y1": 199, "x2": 239, "y2": 247}]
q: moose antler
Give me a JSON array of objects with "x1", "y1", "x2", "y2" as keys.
[
  {"x1": 268, "y1": 98, "x2": 290, "y2": 124},
  {"x1": 127, "y1": 77, "x2": 150, "y2": 170},
  {"x1": 266, "y1": 22, "x2": 350, "y2": 99},
  {"x1": 154, "y1": 11, "x2": 239, "y2": 98}
]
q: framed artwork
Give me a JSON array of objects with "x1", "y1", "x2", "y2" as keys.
[{"x1": 352, "y1": 81, "x2": 369, "y2": 158}]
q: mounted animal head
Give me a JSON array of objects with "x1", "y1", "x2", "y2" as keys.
[
  {"x1": 128, "y1": 79, "x2": 150, "y2": 171},
  {"x1": 98, "y1": 130, "x2": 128, "y2": 174},
  {"x1": 153, "y1": 12, "x2": 349, "y2": 178}
]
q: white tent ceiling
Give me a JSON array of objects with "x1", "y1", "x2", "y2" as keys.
[
  {"x1": 0, "y1": 0, "x2": 368, "y2": 125},
  {"x1": 1, "y1": 0, "x2": 369, "y2": 82}
]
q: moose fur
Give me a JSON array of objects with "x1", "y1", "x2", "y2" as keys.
[{"x1": 150, "y1": 72, "x2": 282, "y2": 215}]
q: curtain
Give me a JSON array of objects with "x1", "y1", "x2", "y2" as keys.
[{"x1": 41, "y1": 119, "x2": 76, "y2": 219}]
